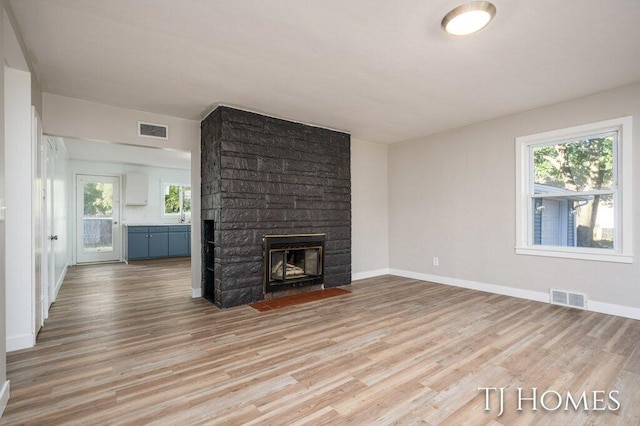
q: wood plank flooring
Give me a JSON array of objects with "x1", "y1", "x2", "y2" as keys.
[{"x1": 2, "y1": 258, "x2": 640, "y2": 424}]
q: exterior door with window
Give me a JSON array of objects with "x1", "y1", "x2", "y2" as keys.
[{"x1": 76, "y1": 175, "x2": 121, "y2": 263}]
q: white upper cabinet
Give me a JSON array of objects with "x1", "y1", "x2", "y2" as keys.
[{"x1": 124, "y1": 173, "x2": 148, "y2": 205}]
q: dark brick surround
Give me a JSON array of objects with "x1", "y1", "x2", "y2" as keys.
[{"x1": 201, "y1": 106, "x2": 351, "y2": 308}]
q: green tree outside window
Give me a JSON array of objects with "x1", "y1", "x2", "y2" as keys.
[
  {"x1": 164, "y1": 184, "x2": 191, "y2": 216},
  {"x1": 84, "y1": 182, "x2": 113, "y2": 217},
  {"x1": 532, "y1": 135, "x2": 614, "y2": 247}
]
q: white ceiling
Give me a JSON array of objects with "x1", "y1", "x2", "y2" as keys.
[
  {"x1": 62, "y1": 138, "x2": 191, "y2": 169},
  {"x1": 10, "y1": 0, "x2": 640, "y2": 144}
]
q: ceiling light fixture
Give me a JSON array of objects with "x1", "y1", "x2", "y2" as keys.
[{"x1": 441, "y1": 1, "x2": 496, "y2": 36}]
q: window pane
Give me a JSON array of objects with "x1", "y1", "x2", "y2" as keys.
[
  {"x1": 304, "y1": 248, "x2": 319, "y2": 276},
  {"x1": 164, "y1": 184, "x2": 180, "y2": 214},
  {"x1": 532, "y1": 194, "x2": 614, "y2": 248},
  {"x1": 183, "y1": 186, "x2": 191, "y2": 213},
  {"x1": 82, "y1": 182, "x2": 114, "y2": 252},
  {"x1": 533, "y1": 133, "x2": 615, "y2": 194},
  {"x1": 83, "y1": 182, "x2": 113, "y2": 216}
]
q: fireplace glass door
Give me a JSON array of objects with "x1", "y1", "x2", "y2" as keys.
[
  {"x1": 263, "y1": 234, "x2": 325, "y2": 292},
  {"x1": 270, "y1": 247, "x2": 321, "y2": 282}
]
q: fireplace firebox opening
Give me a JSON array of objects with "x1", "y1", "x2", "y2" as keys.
[{"x1": 263, "y1": 234, "x2": 325, "y2": 293}]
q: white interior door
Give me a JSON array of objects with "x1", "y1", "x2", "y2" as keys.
[
  {"x1": 33, "y1": 107, "x2": 44, "y2": 334},
  {"x1": 45, "y1": 138, "x2": 56, "y2": 310},
  {"x1": 76, "y1": 174, "x2": 121, "y2": 263}
]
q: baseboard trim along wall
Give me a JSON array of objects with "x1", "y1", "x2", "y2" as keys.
[
  {"x1": 588, "y1": 301, "x2": 640, "y2": 321},
  {"x1": 53, "y1": 264, "x2": 69, "y2": 303},
  {"x1": 6, "y1": 333, "x2": 34, "y2": 352},
  {"x1": 389, "y1": 269, "x2": 549, "y2": 303},
  {"x1": 354, "y1": 268, "x2": 640, "y2": 321},
  {"x1": 0, "y1": 381, "x2": 10, "y2": 418},
  {"x1": 352, "y1": 269, "x2": 391, "y2": 281},
  {"x1": 192, "y1": 287, "x2": 202, "y2": 298}
]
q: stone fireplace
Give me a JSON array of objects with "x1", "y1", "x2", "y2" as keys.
[{"x1": 201, "y1": 106, "x2": 351, "y2": 308}]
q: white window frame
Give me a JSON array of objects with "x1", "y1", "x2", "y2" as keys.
[
  {"x1": 161, "y1": 182, "x2": 191, "y2": 218},
  {"x1": 515, "y1": 116, "x2": 633, "y2": 263}
]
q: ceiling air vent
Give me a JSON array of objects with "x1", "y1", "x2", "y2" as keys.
[
  {"x1": 550, "y1": 289, "x2": 587, "y2": 310},
  {"x1": 138, "y1": 121, "x2": 168, "y2": 140}
]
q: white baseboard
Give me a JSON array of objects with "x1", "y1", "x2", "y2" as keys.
[
  {"x1": 192, "y1": 287, "x2": 202, "y2": 298},
  {"x1": 352, "y1": 268, "x2": 390, "y2": 281},
  {"x1": 7, "y1": 333, "x2": 35, "y2": 352},
  {"x1": 0, "y1": 381, "x2": 9, "y2": 418},
  {"x1": 588, "y1": 301, "x2": 640, "y2": 320},
  {"x1": 388, "y1": 268, "x2": 640, "y2": 320},
  {"x1": 52, "y1": 264, "x2": 68, "y2": 303},
  {"x1": 389, "y1": 269, "x2": 549, "y2": 303}
]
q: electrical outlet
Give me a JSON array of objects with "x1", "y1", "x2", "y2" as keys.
[{"x1": 433, "y1": 257, "x2": 439, "y2": 266}]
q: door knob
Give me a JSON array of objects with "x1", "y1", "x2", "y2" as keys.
[{"x1": 50, "y1": 235, "x2": 58, "y2": 240}]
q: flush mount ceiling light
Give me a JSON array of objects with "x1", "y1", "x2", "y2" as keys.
[{"x1": 441, "y1": 1, "x2": 496, "y2": 36}]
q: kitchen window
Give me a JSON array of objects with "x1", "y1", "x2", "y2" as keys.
[
  {"x1": 163, "y1": 183, "x2": 191, "y2": 219},
  {"x1": 515, "y1": 117, "x2": 633, "y2": 263}
]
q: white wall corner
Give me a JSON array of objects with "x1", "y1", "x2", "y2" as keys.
[
  {"x1": 388, "y1": 269, "x2": 640, "y2": 321},
  {"x1": 6, "y1": 333, "x2": 35, "y2": 352},
  {"x1": 0, "y1": 381, "x2": 10, "y2": 418},
  {"x1": 192, "y1": 287, "x2": 202, "y2": 298},
  {"x1": 352, "y1": 269, "x2": 390, "y2": 281}
]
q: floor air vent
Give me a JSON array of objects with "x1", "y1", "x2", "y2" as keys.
[
  {"x1": 550, "y1": 289, "x2": 587, "y2": 310},
  {"x1": 138, "y1": 121, "x2": 168, "y2": 140}
]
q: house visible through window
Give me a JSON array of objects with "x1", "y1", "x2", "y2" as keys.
[
  {"x1": 164, "y1": 183, "x2": 191, "y2": 218},
  {"x1": 515, "y1": 117, "x2": 632, "y2": 263},
  {"x1": 532, "y1": 134, "x2": 615, "y2": 248}
]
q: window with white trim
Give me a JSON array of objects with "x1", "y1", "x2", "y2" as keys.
[
  {"x1": 515, "y1": 117, "x2": 633, "y2": 263},
  {"x1": 163, "y1": 183, "x2": 191, "y2": 218}
]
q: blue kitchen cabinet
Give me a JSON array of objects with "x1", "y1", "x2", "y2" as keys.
[
  {"x1": 148, "y1": 226, "x2": 169, "y2": 258},
  {"x1": 127, "y1": 226, "x2": 150, "y2": 260},
  {"x1": 168, "y1": 226, "x2": 190, "y2": 257},
  {"x1": 126, "y1": 225, "x2": 190, "y2": 261}
]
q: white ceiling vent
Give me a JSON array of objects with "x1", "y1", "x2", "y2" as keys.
[
  {"x1": 138, "y1": 121, "x2": 168, "y2": 140},
  {"x1": 550, "y1": 289, "x2": 587, "y2": 310}
]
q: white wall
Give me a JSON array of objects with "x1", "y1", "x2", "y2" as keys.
[
  {"x1": 351, "y1": 138, "x2": 389, "y2": 279},
  {"x1": 388, "y1": 82, "x2": 640, "y2": 318},
  {"x1": 42, "y1": 94, "x2": 199, "y2": 151},
  {"x1": 4, "y1": 67, "x2": 34, "y2": 351}
]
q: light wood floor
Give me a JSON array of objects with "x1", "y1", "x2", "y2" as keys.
[{"x1": 2, "y1": 259, "x2": 640, "y2": 425}]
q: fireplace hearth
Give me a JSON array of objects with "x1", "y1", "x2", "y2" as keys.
[{"x1": 264, "y1": 234, "x2": 325, "y2": 292}]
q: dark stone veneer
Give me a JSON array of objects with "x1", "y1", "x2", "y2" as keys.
[{"x1": 201, "y1": 106, "x2": 351, "y2": 308}]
